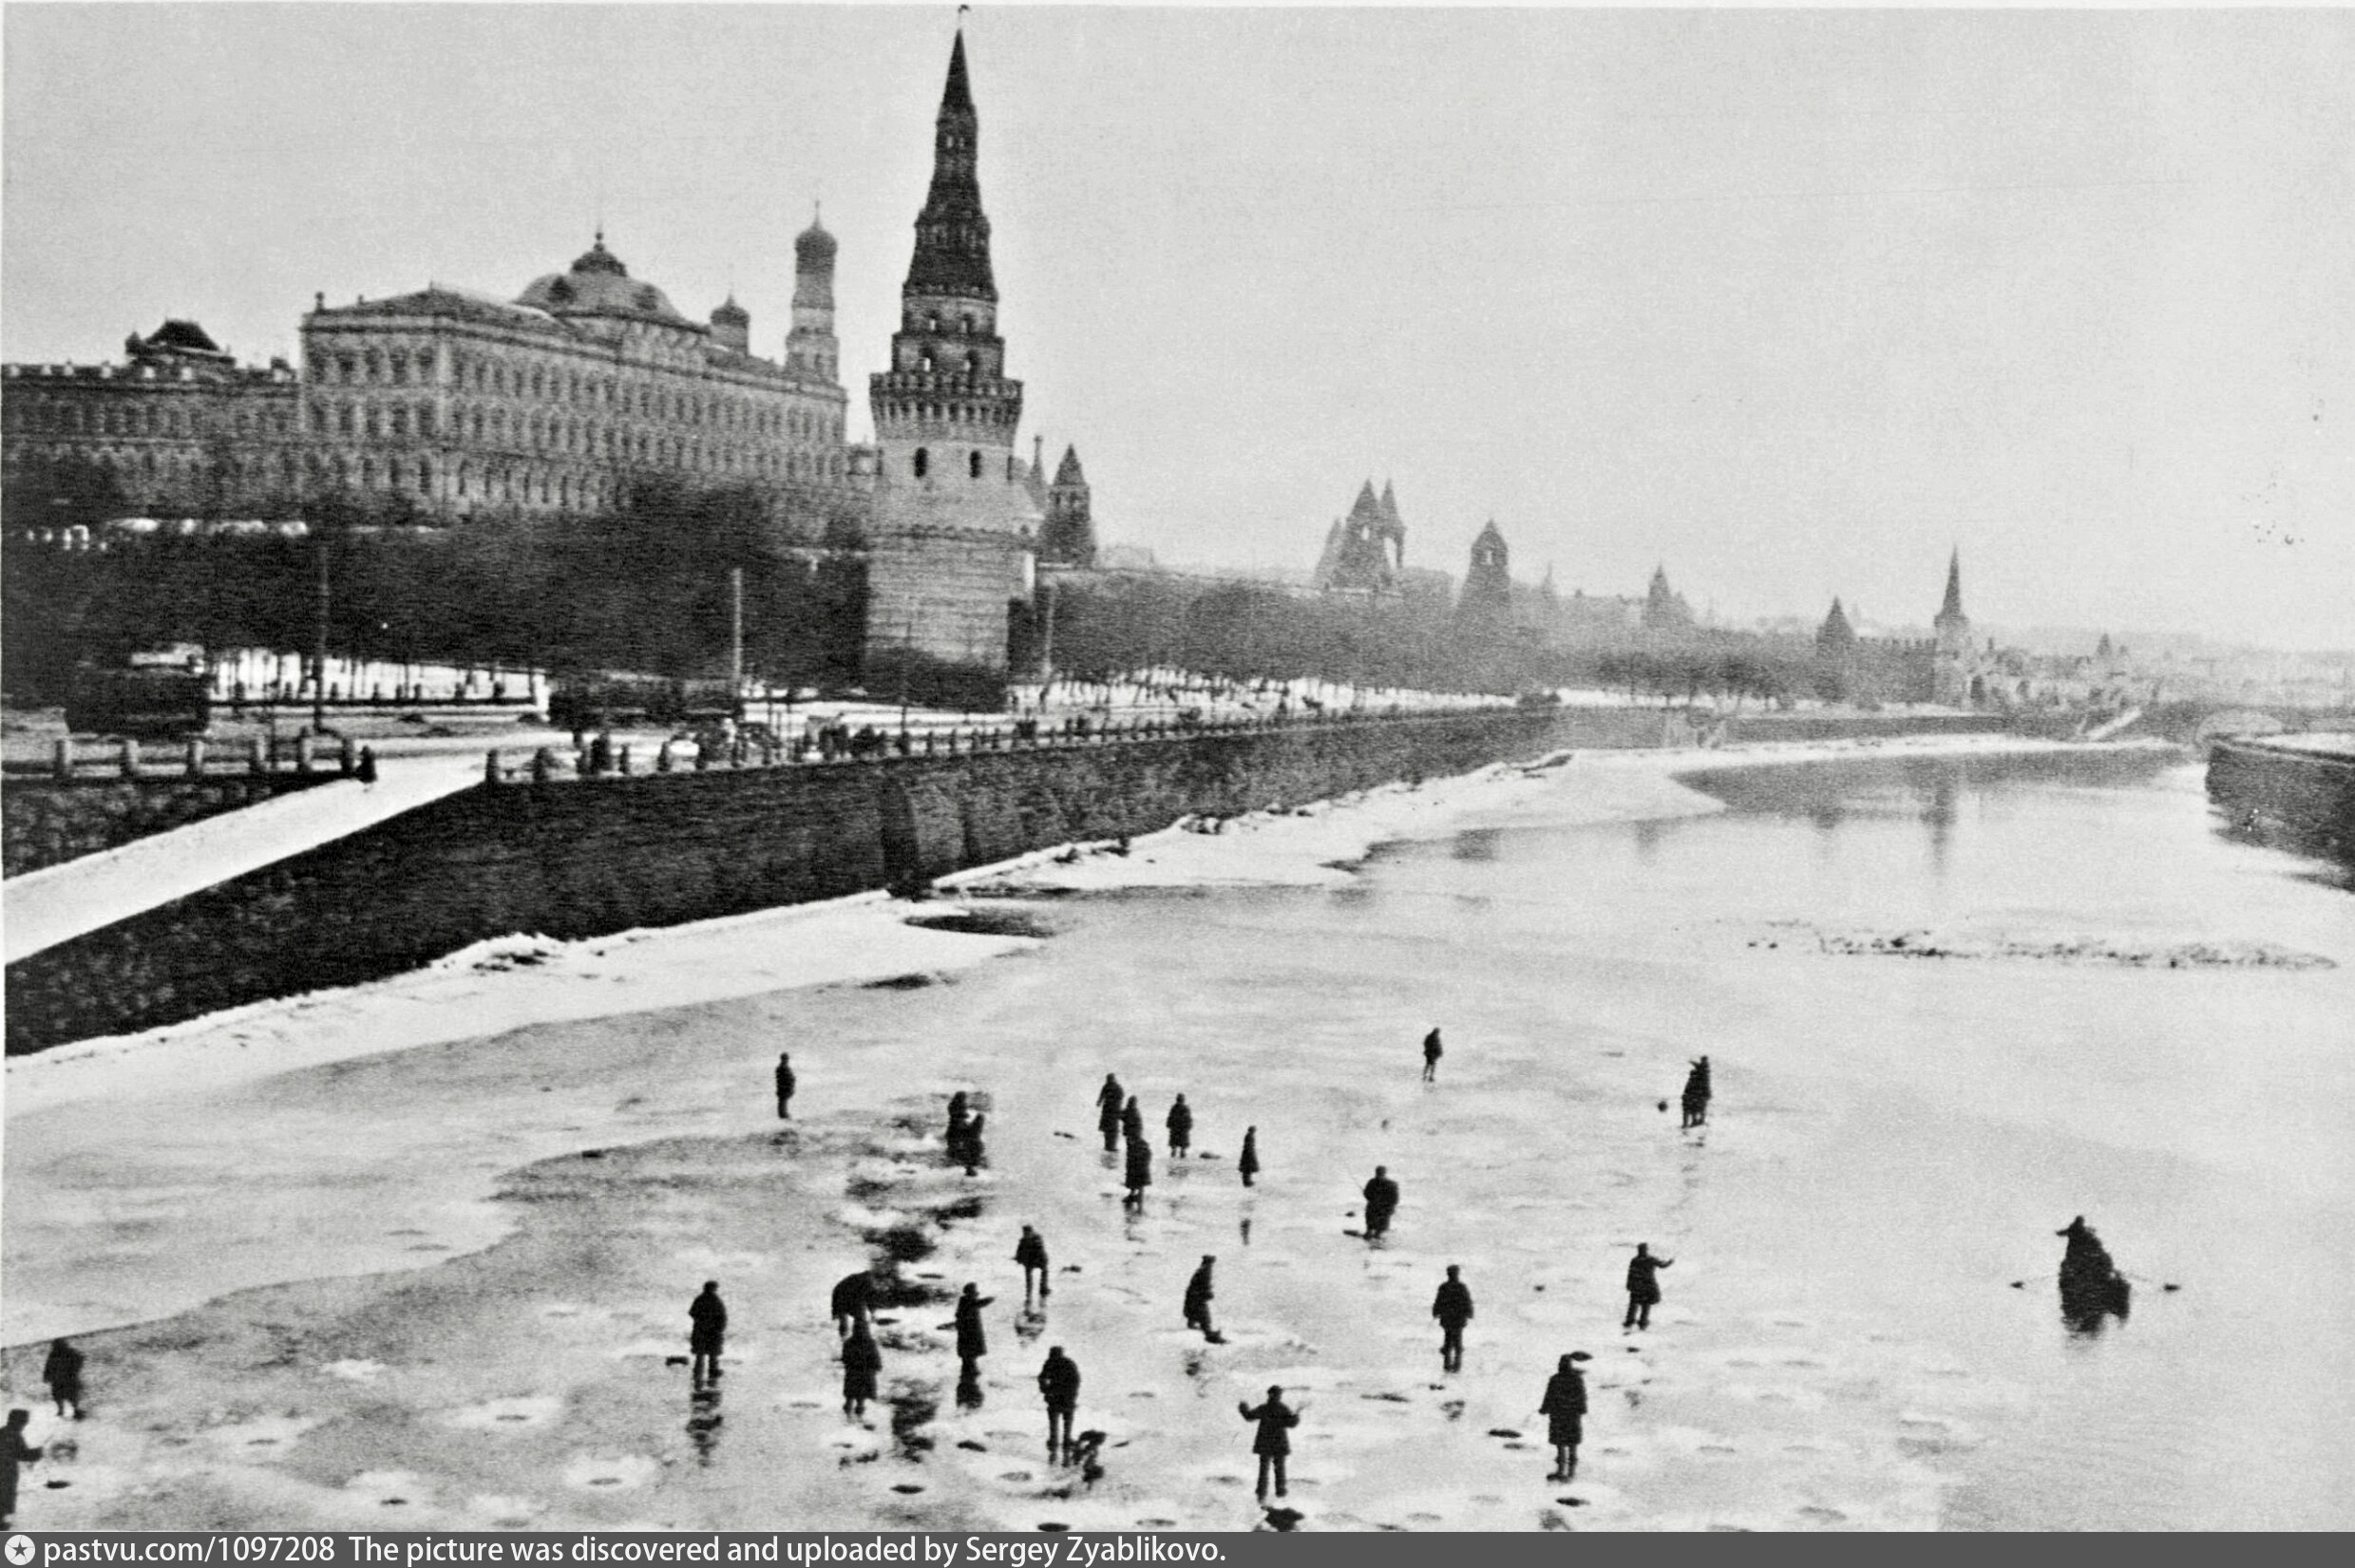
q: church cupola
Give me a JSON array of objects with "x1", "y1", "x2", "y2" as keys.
[
  {"x1": 710, "y1": 295, "x2": 750, "y2": 354},
  {"x1": 788, "y1": 206, "x2": 840, "y2": 381}
]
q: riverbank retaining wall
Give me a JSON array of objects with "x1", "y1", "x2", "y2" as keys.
[
  {"x1": 3, "y1": 772, "x2": 331, "y2": 878},
  {"x1": 3, "y1": 707, "x2": 2008, "y2": 1053},
  {"x1": 2206, "y1": 736, "x2": 2355, "y2": 872}
]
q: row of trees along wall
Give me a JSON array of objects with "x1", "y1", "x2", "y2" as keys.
[
  {"x1": 1025, "y1": 574, "x2": 1866, "y2": 708},
  {"x1": 3, "y1": 480, "x2": 868, "y2": 708}
]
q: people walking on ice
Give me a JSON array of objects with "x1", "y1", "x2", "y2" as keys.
[
  {"x1": 1123, "y1": 1133, "x2": 1153, "y2": 1208},
  {"x1": 1238, "y1": 1385, "x2": 1301, "y2": 1501},
  {"x1": 1015, "y1": 1225, "x2": 1052, "y2": 1301},
  {"x1": 0, "y1": 1409, "x2": 43, "y2": 1530},
  {"x1": 1185, "y1": 1256, "x2": 1220, "y2": 1340},
  {"x1": 1166, "y1": 1094, "x2": 1194, "y2": 1159},
  {"x1": 1680, "y1": 1055, "x2": 1711, "y2": 1129},
  {"x1": 688, "y1": 1280, "x2": 727, "y2": 1386},
  {"x1": 1361, "y1": 1165, "x2": 1400, "y2": 1239},
  {"x1": 774, "y1": 1051, "x2": 795, "y2": 1120},
  {"x1": 1096, "y1": 1075, "x2": 1125, "y2": 1152},
  {"x1": 831, "y1": 1270, "x2": 874, "y2": 1338},
  {"x1": 842, "y1": 1318, "x2": 883, "y2": 1420},
  {"x1": 1121, "y1": 1094, "x2": 1146, "y2": 1147},
  {"x1": 1432, "y1": 1265, "x2": 1474, "y2": 1372},
  {"x1": 1537, "y1": 1352, "x2": 1592, "y2": 1481},
  {"x1": 1422, "y1": 1028, "x2": 1444, "y2": 1083},
  {"x1": 1623, "y1": 1243, "x2": 1673, "y2": 1330},
  {"x1": 952, "y1": 1283, "x2": 992, "y2": 1379},
  {"x1": 1239, "y1": 1126, "x2": 1262, "y2": 1188},
  {"x1": 43, "y1": 1338, "x2": 85, "y2": 1421},
  {"x1": 1037, "y1": 1346, "x2": 1082, "y2": 1462}
]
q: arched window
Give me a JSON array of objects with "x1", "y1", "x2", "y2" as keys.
[
  {"x1": 968, "y1": 449, "x2": 982, "y2": 479},
  {"x1": 965, "y1": 352, "x2": 980, "y2": 375},
  {"x1": 913, "y1": 447, "x2": 929, "y2": 480}
]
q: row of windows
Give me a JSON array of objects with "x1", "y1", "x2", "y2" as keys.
[
  {"x1": 2, "y1": 398, "x2": 294, "y2": 440},
  {"x1": 910, "y1": 447, "x2": 1012, "y2": 482},
  {"x1": 311, "y1": 345, "x2": 841, "y2": 440},
  {"x1": 877, "y1": 398, "x2": 1019, "y2": 428},
  {"x1": 314, "y1": 430, "x2": 846, "y2": 486}
]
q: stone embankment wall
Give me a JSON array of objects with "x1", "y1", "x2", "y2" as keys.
[
  {"x1": 2, "y1": 707, "x2": 2011, "y2": 1054},
  {"x1": 3, "y1": 773, "x2": 330, "y2": 878},
  {"x1": 2206, "y1": 737, "x2": 2355, "y2": 872}
]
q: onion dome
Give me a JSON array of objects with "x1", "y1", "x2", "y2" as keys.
[
  {"x1": 712, "y1": 295, "x2": 750, "y2": 327},
  {"x1": 796, "y1": 213, "x2": 837, "y2": 274}
]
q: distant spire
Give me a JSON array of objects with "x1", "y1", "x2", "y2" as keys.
[{"x1": 1938, "y1": 547, "x2": 1966, "y2": 623}]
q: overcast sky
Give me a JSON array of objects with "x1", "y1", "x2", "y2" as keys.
[{"x1": 6, "y1": 5, "x2": 2349, "y2": 650}]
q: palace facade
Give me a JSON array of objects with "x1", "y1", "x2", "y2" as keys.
[{"x1": 296, "y1": 222, "x2": 850, "y2": 524}]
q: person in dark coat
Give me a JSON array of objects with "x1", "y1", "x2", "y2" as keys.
[
  {"x1": 1432, "y1": 1265, "x2": 1474, "y2": 1371},
  {"x1": 1680, "y1": 1056, "x2": 1711, "y2": 1128},
  {"x1": 42, "y1": 1338, "x2": 85, "y2": 1420},
  {"x1": 1015, "y1": 1225, "x2": 1052, "y2": 1301},
  {"x1": 1238, "y1": 1385, "x2": 1301, "y2": 1500},
  {"x1": 831, "y1": 1270, "x2": 875, "y2": 1338},
  {"x1": 1623, "y1": 1243, "x2": 1672, "y2": 1330},
  {"x1": 775, "y1": 1052, "x2": 796, "y2": 1120},
  {"x1": 842, "y1": 1319, "x2": 883, "y2": 1419},
  {"x1": 1166, "y1": 1095, "x2": 1194, "y2": 1159},
  {"x1": 952, "y1": 1283, "x2": 992, "y2": 1378},
  {"x1": 946, "y1": 1091, "x2": 972, "y2": 1146},
  {"x1": 1362, "y1": 1165, "x2": 1400, "y2": 1238},
  {"x1": 1037, "y1": 1346, "x2": 1081, "y2": 1461},
  {"x1": 1538, "y1": 1352, "x2": 1592, "y2": 1480},
  {"x1": 1120, "y1": 1095, "x2": 1145, "y2": 1147},
  {"x1": 1184, "y1": 1256, "x2": 1217, "y2": 1337},
  {"x1": 1123, "y1": 1135, "x2": 1153, "y2": 1207},
  {"x1": 688, "y1": 1280, "x2": 727, "y2": 1386},
  {"x1": 1239, "y1": 1126, "x2": 1262, "y2": 1188},
  {"x1": 0, "y1": 1409, "x2": 41, "y2": 1530},
  {"x1": 1422, "y1": 1028, "x2": 1444, "y2": 1083},
  {"x1": 1096, "y1": 1075, "x2": 1125, "y2": 1152}
]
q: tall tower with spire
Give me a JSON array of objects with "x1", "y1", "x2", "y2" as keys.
[
  {"x1": 787, "y1": 210, "x2": 838, "y2": 380},
  {"x1": 1931, "y1": 548, "x2": 1978, "y2": 705},
  {"x1": 864, "y1": 28, "x2": 1043, "y2": 679}
]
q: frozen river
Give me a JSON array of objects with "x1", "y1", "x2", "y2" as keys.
[{"x1": 5, "y1": 744, "x2": 2349, "y2": 1530}]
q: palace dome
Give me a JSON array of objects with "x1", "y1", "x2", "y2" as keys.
[
  {"x1": 796, "y1": 217, "x2": 837, "y2": 274},
  {"x1": 515, "y1": 234, "x2": 689, "y2": 323}
]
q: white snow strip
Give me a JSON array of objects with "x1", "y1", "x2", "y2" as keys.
[{"x1": 4, "y1": 752, "x2": 484, "y2": 964}]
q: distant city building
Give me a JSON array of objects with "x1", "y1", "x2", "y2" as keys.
[
  {"x1": 1456, "y1": 520, "x2": 1512, "y2": 624},
  {"x1": 1314, "y1": 480, "x2": 1407, "y2": 594},
  {"x1": 296, "y1": 223, "x2": 849, "y2": 520},
  {"x1": 1, "y1": 320, "x2": 300, "y2": 520},
  {"x1": 863, "y1": 29, "x2": 1047, "y2": 674},
  {"x1": 1038, "y1": 444, "x2": 1095, "y2": 567},
  {"x1": 1642, "y1": 564, "x2": 1696, "y2": 633}
]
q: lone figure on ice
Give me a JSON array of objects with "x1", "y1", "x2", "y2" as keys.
[
  {"x1": 1123, "y1": 1134, "x2": 1154, "y2": 1208},
  {"x1": 688, "y1": 1280, "x2": 727, "y2": 1387},
  {"x1": 1361, "y1": 1165, "x2": 1400, "y2": 1239},
  {"x1": 0, "y1": 1409, "x2": 42, "y2": 1531},
  {"x1": 1239, "y1": 1126, "x2": 1262, "y2": 1188},
  {"x1": 842, "y1": 1319, "x2": 883, "y2": 1420},
  {"x1": 1623, "y1": 1243, "x2": 1673, "y2": 1331},
  {"x1": 1015, "y1": 1225, "x2": 1052, "y2": 1301},
  {"x1": 1185, "y1": 1256, "x2": 1218, "y2": 1338},
  {"x1": 1238, "y1": 1385, "x2": 1301, "y2": 1501},
  {"x1": 1096, "y1": 1074, "x2": 1126, "y2": 1152},
  {"x1": 1537, "y1": 1352, "x2": 1592, "y2": 1481},
  {"x1": 953, "y1": 1283, "x2": 992, "y2": 1379},
  {"x1": 1422, "y1": 1028, "x2": 1444, "y2": 1083},
  {"x1": 42, "y1": 1338, "x2": 85, "y2": 1421},
  {"x1": 1432, "y1": 1265, "x2": 1474, "y2": 1372},
  {"x1": 1037, "y1": 1346, "x2": 1082, "y2": 1461},
  {"x1": 774, "y1": 1052, "x2": 796, "y2": 1120},
  {"x1": 1166, "y1": 1094, "x2": 1194, "y2": 1159},
  {"x1": 1681, "y1": 1056, "x2": 1711, "y2": 1129}
]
